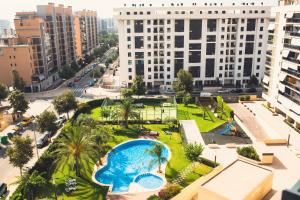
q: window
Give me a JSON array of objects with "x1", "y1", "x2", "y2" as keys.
[
  {"x1": 175, "y1": 20, "x2": 184, "y2": 32},
  {"x1": 205, "y1": 58, "x2": 215, "y2": 77},
  {"x1": 207, "y1": 35, "x2": 216, "y2": 42},
  {"x1": 127, "y1": 37, "x2": 131, "y2": 41},
  {"x1": 243, "y1": 58, "x2": 253, "y2": 76},
  {"x1": 134, "y1": 20, "x2": 143, "y2": 33},
  {"x1": 174, "y1": 59, "x2": 184, "y2": 77},
  {"x1": 128, "y1": 60, "x2": 132, "y2": 65},
  {"x1": 189, "y1": 43, "x2": 201, "y2": 50},
  {"x1": 175, "y1": 36, "x2": 184, "y2": 48},
  {"x1": 127, "y1": 28, "x2": 131, "y2": 33},
  {"x1": 189, "y1": 66, "x2": 200, "y2": 77},
  {"x1": 129, "y1": 75, "x2": 132, "y2": 80},
  {"x1": 247, "y1": 19, "x2": 256, "y2": 31},
  {"x1": 206, "y1": 43, "x2": 216, "y2": 55},
  {"x1": 189, "y1": 51, "x2": 201, "y2": 63},
  {"x1": 260, "y1": 19, "x2": 264, "y2": 23},
  {"x1": 245, "y1": 43, "x2": 254, "y2": 54},
  {"x1": 128, "y1": 68, "x2": 132, "y2": 72},
  {"x1": 175, "y1": 51, "x2": 184, "y2": 58},
  {"x1": 189, "y1": 20, "x2": 202, "y2": 40},
  {"x1": 135, "y1": 36, "x2": 144, "y2": 49},
  {"x1": 128, "y1": 52, "x2": 131, "y2": 57},
  {"x1": 207, "y1": 19, "x2": 217, "y2": 32},
  {"x1": 246, "y1": 35, "x2": 255, "y2": 41}
]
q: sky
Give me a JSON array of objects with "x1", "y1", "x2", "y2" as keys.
[{"x1": 1, "y1": 0, "x2": 278, "y2": 27}]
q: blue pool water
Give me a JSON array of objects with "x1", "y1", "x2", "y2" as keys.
[
  {"x1": 94, "y1": 139, "x2": 170, "y2": 192},
  {"x1": 134, "y1": 173, "x2": 164, "y2": 190}
]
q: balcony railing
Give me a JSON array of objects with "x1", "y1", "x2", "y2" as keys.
[
  {"x1": 287, "y1": 18, "x2": 300, "y2": 23},
  {"x1": 282, "y1": 68, "x2": 300, "y2": 78},
  {"x1": 279, "y1": 91, "x2": 300, "y2": 104},
  {"x1": 286, "y1": 31, "x2": 300, "y2": 37},
  {"x1": 284, "y1": 43, "x2": 300, "y2": 50},
  {"x1": 281, "y1": 81, "x2": 300, "y2": 92},
  {"x1": 283, "y1": 57, "x2": 300, "y2": 65}
]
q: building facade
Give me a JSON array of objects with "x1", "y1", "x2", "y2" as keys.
[
  {"x1": 262, "y1": 0, "x2": 300, "y2": 130},
  {"x1": 0, "y1": 38, "x2": 35, "y2": 90},
  {"x1": 114, "y1": 3, "x2": 271, "y2": 90},
  {"x1": 98, "y1": 18, "x2": 117, "y2": 33},
  {"x1": 75, "y1": 9, "x2": 98, "y2": 58}
]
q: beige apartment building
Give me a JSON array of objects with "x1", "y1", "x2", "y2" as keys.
[
  {"x1": 0, "y1": 37, "x2": 35, "y2": 90},
  {"x1": 75, "y1": 9, "x2": 98, "y2": 58}
]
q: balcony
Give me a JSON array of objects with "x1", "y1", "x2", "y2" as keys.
[
  {"x1": 283, "y1": 57, "x2": 300, "y2": 65},
  {"x1": 282, "y1": 68, "x2": 300, "y2": 79},
  {"x1": 281, "y1": 81, "x2": 300, "y2": 92},
  {"x1": 284, "y1": 43, "x2": 300, "y2": 51},
  {"x1": 287, "y1": 18, "x2": 300, "y2": 23},
  {"x1": 279, "y1": 91, "x2": 300, "y2": 105},
  {"x1": 285, "y1": 31, "x2": 300, "y2": 38}
]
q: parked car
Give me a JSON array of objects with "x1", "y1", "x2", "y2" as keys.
[
  {"x1": 231, "y1": 89, "x2": 243, "y2": 93},
  {"x1": 88, "y1": 80, "x2": 95, "y2": 87},
  {"x1": 7, "y1": 130, "x2": 20, "y2": 139},
  {"x1": 217, "y1": 89, "x2": 230, "y2": 94},
  {"x1": 67, "y1": 82, "x2": 74, "y2": 87},
  {"x1": 0, "y1": 182, "x2": 7, "y2": 197},
  {"x1": 36, "y1": 134, "x2": 50, "y2": 148},
  {"x1": 246, "y1": 88, "x2": 257, "y2": 93},
  {"x1": 55, "y1": 116, "x2": 67, "y2": 127},
  {"x1": 74, "y1": 76, "x2": 81, "y2": 82}
]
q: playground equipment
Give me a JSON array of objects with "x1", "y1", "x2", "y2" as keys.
[{"x1": 219, "y1": 118, "x2": 237, "y2": 135}]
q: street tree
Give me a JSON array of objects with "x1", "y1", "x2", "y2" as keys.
[
  {"x1": 132, "y1": 75, "x2": 146, "y2": 96},
  {"x1": 173, "y1": 69, "x2": 193, "y2": 95},
  {"x1": 12, "y1": 70, "x2": 26, "y2": 92},
  {"x1": 36, "y1": 110, "x2": 58, "y2": 134},
  {"x1": 8, "y1": 90, "x2": 29, "y2": 118},
  {"x1": 52, "y1": 91, "x2": 77, "y2": 119},
  {"x1": 6, "y1": 136, "x2": 34, "y2": 176},
  {"x1": 247, "y1": 75, "x2": 259, "y2": 88},
  {"x1": 13, "y1": 170, "x2": 47, "y2": 200},
  {"x1": 0, "y1": 83, "x2": 9, "y2": 103}
]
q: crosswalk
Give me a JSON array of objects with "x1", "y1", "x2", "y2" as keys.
[{"x1": 72, "y1": 87, "x2": 86, "y2": 97}]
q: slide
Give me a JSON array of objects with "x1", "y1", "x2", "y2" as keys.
[{"x1": 219, "y1": 123, "x2": 232, "y2": 135}]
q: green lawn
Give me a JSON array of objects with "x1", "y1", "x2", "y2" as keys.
[
  {"x1": 177, "y1": 103, "x2": 228, "y2": 132},
  {"x1": 46, "y1": 124, "x2": 212, "y2": 199}
]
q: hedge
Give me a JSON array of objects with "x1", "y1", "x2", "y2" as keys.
[{"x1": 198, "y1": 156, "x2": 219, "y2": 168}]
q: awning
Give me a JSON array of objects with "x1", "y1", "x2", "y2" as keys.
[
  {"x1": 263, "y1": 76, "x2": 270, "y2": 84},
  {"x1": 279, "y1": 72, "x2": 287, "y2": 81},
  {"x1": 286, "y1": 12, "x2": 294, "y2": 18},
  {"x1": 291, "y1": 38, "x2": 300, "y2": 46},
  {"x1": 268, "y1": 23, "x2": 275, "y2": 30},
  {"x1": 282, "y1": 49, "x2": 290, "y2": 57}
]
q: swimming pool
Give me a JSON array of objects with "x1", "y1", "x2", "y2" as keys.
[{"x1": 94, "y1": 139, "x2": 170, "y2": 193}]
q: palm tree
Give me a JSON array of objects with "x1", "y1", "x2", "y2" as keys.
[
  {"x1": 118, "y1": 98, "x2": 140, "y2": 128},
  {"x1": 91, "y1": 127, "x2": 112, "y2": 165},
  {"x1": 145, "y1": 144, "x2": 167, "y2": 173},
  {"x1": 53, "y1": 126, "x2": 99, "y2": 177}
]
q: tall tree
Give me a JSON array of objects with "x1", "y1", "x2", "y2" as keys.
[
  {"x1": 6, "y1": 136, "x2": 33, "y2": 176},
  {"x1": 13, "y1": 170, "x2": 47, "y2": 200},
  {"x1": 173, "y1": 69, "x2": 194, "y2": 95},
  {"x1": 12, "y1": 70, "x2": 26, "y2": 92},
  {"x1": 146, "y1": 144, "x2": 167, "y2": 173},
  {"x1": 52, "y1": 91, "x2": 77, "y2": 119},
  {"x1": 54, "y1": 126, "x2": 100, "y2": 176},
  {"x1": 132, "y1": 75, "x2": 146, "y2": 96},
  {"x1": 36, "y1": 110, "x2": 58, "y2": 134},
  {"x1": 118, "y1": 98, "x2": 140, "y2": 128},
  {"x1": 8, "y1": 90, "x2": 29, "y2": 117},
  {"x1": 0, "y1": 83, "x2": 9, "y2": 104}
]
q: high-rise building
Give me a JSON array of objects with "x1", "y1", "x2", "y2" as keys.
[
  {"x1": 0, "y1": 20, "x2": 11, "y2": 37},
  {"x1": 98, "y1": 18, "x2": 117, "y2": 33},
  {"x1": 262, "y1": 0, "x2": 300, "y2": 130},
  {"x1": 75, "y1": 9, "x2": 98, "y2": 58},
  {"x1": 14, "y1": 11, "x2": 56, "y2": 92},
  {"x1": 36, "y1": 3, "x2": 76, "y2": 67},
  {"x1": 114, "y1": 3, "x2": 270, "y2": 90}
]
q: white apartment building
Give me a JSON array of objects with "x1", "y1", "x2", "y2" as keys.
[
  {"x1": 114, "y1": 3, "x2": 271, "y2": 90},
  {"x1": 262, "y1": 0, "x2": 300, "y2": 130}
]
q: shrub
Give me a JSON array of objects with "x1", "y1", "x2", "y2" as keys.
[
  {"x1": 199, "y1": 156, "x2": 219, "y2": 168},
  {"x1": 184, "y1": 143, "x2": 204, "y2": 162},
  {"x1": 239, "y1": 96, "x2": 245, "y2": 101},
  {"x1": 245, "y1": 95, "x2": 250, "y2": 101},
  {"x1": 159, "y1": 184, "x2": 182, "y2": 200},
  {"x1": 147, "y1": 194, "x2": 162, "y2": 200},
  {"x1": 237, "y1": 146, "x2": 260, "y2": 161}
]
